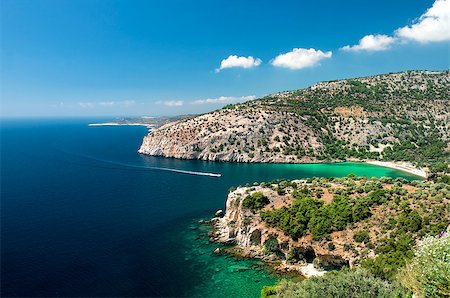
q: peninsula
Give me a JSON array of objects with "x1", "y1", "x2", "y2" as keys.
[
  {"x1": 139, "y1": 70, "x2": 449, "y2": 175},
  {"x1": 210, "y1": 176, "x2": 449, "y2": 296}
]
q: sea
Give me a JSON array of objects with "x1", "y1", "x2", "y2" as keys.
[{"x1": 1, "y1": 118, "x2": 421, "y2": 297}]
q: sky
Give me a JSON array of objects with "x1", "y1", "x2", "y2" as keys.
[{"x1": 1, "y1": 0, "x2": 449, "y2": 117}]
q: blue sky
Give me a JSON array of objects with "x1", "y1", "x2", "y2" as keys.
[{"x1": 1, "y1": 0, "x2": 449, "y2": 117}]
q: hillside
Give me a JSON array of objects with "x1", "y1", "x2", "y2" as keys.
[
  {"x1": 209, "y1": 176, "x2": 449, "y2": 279},
  {"x1": 139, "y1": 70, "x2": 449, "y2": 168}
]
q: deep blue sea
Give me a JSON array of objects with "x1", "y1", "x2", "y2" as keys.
[{"x1": 1, "y1": 118, "x2": 420, "y2": 297}]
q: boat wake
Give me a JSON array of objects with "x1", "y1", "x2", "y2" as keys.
[{"x1": 58, "y1": 149, "x2": 222, "y2": 177}]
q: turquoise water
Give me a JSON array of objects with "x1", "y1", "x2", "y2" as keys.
[
  {"x1": 1, "y1": 118, "x2": 421, "y2": 297},
  {"x1": 177, "y1": 218, "x2": 301, "y2": 297}
]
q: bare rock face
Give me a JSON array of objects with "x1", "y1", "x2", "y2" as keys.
[
  {"x1": 210, "y1": 186, "x2": 352, "y2": 272},
  {"x1": 212, "y1": 187, "x2": 266, "y2": 249},
  {"x1": 139, "y1": 71, "x2": 450, "y2": 164},
  {"x1": 139, "y1": 108, "x2": 322, "y2": 163}
]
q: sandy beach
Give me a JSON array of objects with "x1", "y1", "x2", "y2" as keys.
[{"x1": 366, "y1": 160, "x2": 428, "y2": 178}]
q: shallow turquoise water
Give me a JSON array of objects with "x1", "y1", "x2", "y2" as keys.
[
  {"x1": 177, "y1": 219, "x2": 295, "y2": 298},
  {"x1": 1, "y1": 119, "x2": 421, "y2": 297}
]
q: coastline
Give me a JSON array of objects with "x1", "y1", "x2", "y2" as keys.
[
  {"x1": 88, "y1": 122, "x2": 153, "y2": 128},
  {"x1": 365, "y1": 160, "x2": 427, "y2": 179},
  {"x1": 136, "y1": 151, "x2": 428, "y2": 179}
]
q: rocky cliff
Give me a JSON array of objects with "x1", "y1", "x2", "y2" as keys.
[
  {"x1": 209, "y1": 183, "x2": 353, "y2": 274},
  {"x1": 209, "y1": 177, "x2": 450, "y2": 275},
  {"x1": 139, "y1": 70, "x2": 450, "y2": 166}
]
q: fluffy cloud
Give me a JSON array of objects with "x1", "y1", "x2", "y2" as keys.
[
  {"x1": 78, "y1": 100, "x2": 135, "y2": 108},
  {"x1": 156, "y1": 100, "x2": 184, "y2": 107},
  {"x1": 341, "y1": 34, "x2": 396, "y2": 52},
  {"x1": 342, "y1": 0, "x2": 449, "y2": 52},
  {"x1": 216, "y1": 55, "x2": 262, "y2": 72},
  {"x1": 190, "y1": 95, "x2": 256, "y2": 105},
  {"x1": 271, "y1": 48, "x2": 332, "y2": 69},
  {"x1": 395, "y1": 0, "x2": 450, "y2": 43}
]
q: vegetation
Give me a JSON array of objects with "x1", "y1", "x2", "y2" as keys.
[
  {"x1": 263, "y1": 236, "x2": 280, "y2": 255},
  {"x1": 251, "y1": 176, "x2": 449, "y2": 281},
  {"x1": 353, "y1": 230, "x2": 370, "y2": 243},
  {"x1": 262, "y1": 231, "x2": 449, "y2": 298},
  {"x1": 360, "y1": 235, "x2": 415, "y2": 280},
  {"x1": 261, "y1": 182, "x2": 396, "y2": 239},
  {"x1": 398, "y1": 232, "x2": 450, "y2": 298},
  {"x1": 261, "y1": 284, "x2": 277, "y2": 298},
  {"x1": 268, "y1": 268, "x2": 406, "y2": 298},
  {"x1": 247, "y1": 175, "x2": 450, "y2": 298},
  {"x1": 142, "y1": 71, "x2": 449, "y2": 172},
  {"x1": 260, "y1": 71, "x2": 449, "y2": 167},
  {"x1": 242, "y1": 191, "x2": 270, "y2": 210}
]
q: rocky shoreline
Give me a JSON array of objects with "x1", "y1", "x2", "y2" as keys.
[
  {"x1": 208, "y1": 184, "x2": 351, "y2": 277},
  {"x1": 138, "y1": 71, "x2": 449, "y2": 174}
]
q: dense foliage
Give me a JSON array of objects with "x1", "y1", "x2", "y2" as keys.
[
  {"x1": 263, "y1": 236, "x2": 280, "y2": 255},
  {"x1": 257, "y1": 176, "x2": 449, "y2": 280},
  {"x1": 242, "y1": 191, "x2": 270, "y2": 210},
  {"x1": 265, "y1": 268, "x2": 405, "y2": 298},
  {"x1": 261, "y1": 185, "x2": 390, "y2": 239},
  {"x1": 262, "y1": 232, "x2": 450, "y2": 298},
  {"x1": 258, "y1": 71, "x2": 450, "y2": 167},
  {"x1": 145, "y1": 71, "x2": 449, "y2": 171},
  {"x1": 398, "y1": 233, "x2": 450, "y2": 298}
]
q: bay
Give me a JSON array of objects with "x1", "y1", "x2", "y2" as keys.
[{"x1": 1, "y1": 118, "x2": 420, "y2": 297}]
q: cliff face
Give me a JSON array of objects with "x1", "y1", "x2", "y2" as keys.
[
  {"x1": 210, "y1": 183, "x2": 352, "y2": 272},
  {"x1": 209, "y1": 177, "x2": 450, "y2": 276},
  {"x1": 139, "y1": 109, "x2": 322, "y2": 163},
  {"x1": 139, "y1": 70, "x2": 450, "y2": 165}
]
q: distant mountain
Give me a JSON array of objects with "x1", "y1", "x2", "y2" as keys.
[{"x1": 139, "y1": 70, "x2": 449, "y2": 168}]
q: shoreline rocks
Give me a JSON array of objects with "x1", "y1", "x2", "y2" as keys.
[{"x1": 209, "y1": 186, "x2": 351, "y2": 277}]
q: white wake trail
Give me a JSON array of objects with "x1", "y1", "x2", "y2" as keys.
[{"x1": 59, "y1": 149, "x2": 222, "y2": 177}]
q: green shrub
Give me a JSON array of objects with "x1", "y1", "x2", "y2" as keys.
[
  {"x1": 264, "y1": 236, "x2": 279, "y2": 255},
  {"x1": 361, "y1": 235, "x2": 414, "y2": 280},
  {"x1": 261, "y1": 285, "x2": 277, "y2": 298},
  {"x1": 398, "y1": 234, "x2": 450, "y2": 298},
  {"x1": 242, "y1": 192, "x2": 269, "y2": 210},
  {"x1": 261, "y1": 197, "x2": 323, "y2": 239},
  {"x1": 272, "y1": 268, "x2": 405, "y2": 298},
  {"x1": 286, "y1": 247, "x2": 304, "y2": 264},
  {"x1": 262, "y1": 193, "x2": 363, "y2": 240},
  {"x1": 353, "y1": 230, "x2": 370, "y2": 243},
  {"x1": 277, "y1": 186, "x2": 286, "y2": 195},
  {"x1": 352, "y1": 199, "x2": 371, "y2": 221},
  {"x1": 397, "y1": 210, "x2": 422, "y2": 233}
]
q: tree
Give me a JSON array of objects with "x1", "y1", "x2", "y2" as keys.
[{"x1": 242, "y1": 192, "x2": 269, "y2": 210}]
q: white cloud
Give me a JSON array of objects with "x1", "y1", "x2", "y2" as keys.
[
  {"x1": 190, "y1": 95, "x2": 256, "y2": 105},
  {"x1": 78, "y1": 100, "x2": 135, "y2": 108},
  {"x1": 395, "y1": 0, "x2": 450, "y2": 43},
  {"x1": 216, "y1": 55, "x2": 262, "y2": 72},
  {"x1": 341, "y1": 34, "x2": 396, "y2": 52},
  {"x1": 156, "y1": 100, "x2": 184, "y2": 107},
  {"x1": 271, "y1": 48, "x2": 332, "y2": 70},
  {"x1": 342, "y1": 0, "x2": 450, "y2": 51}
]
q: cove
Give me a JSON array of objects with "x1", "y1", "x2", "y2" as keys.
[{"x1": 1, "y1": 118, "x2": 421, "y2": 297}]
